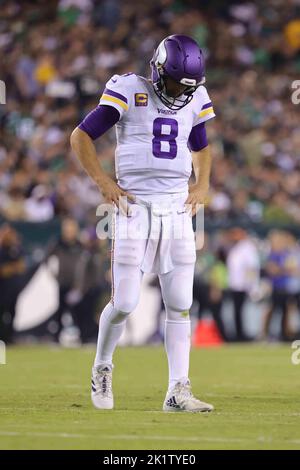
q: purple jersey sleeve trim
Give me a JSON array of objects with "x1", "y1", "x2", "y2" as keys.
[
  {"x1": 103, "y1": 87, "x2": 128, "y2": 104},
  {"x1": 78, "y1": 105, "x2": 120, "y2": 141},
  {"x1": 188, "y1": 122, "x2": 208, "y2": 151},
  {"x1": 201, "y1": 101, "x2": 212, "y2": 110}
]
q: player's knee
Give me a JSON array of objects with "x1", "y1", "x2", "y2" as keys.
[
  {"x1": 113, "y1": 278, "x2": 140, "y2": 314},
  {"x1": 164, "y1": 292, "x2": 193, "y2": 316},
  {"x1": 163, "y1": 271, "x2": 194, "y2": 313},
  {"x1": 113, "y1": 297, "x2": 139, "y2": 315}
]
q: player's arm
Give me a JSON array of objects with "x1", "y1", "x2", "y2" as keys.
[
  {"x1": 185, "y1": 123, "x2": 212, "y2": 216},
  {"x1": 70, "y1": 105, "x2": 134, "y2": 211}
]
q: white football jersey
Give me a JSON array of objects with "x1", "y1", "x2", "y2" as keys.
[{"x1": 99, "y1": 73, "x2": 215, "y2": 195}]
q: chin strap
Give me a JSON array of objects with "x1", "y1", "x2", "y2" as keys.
[{"x1": 153, "y1": 81, "x2": 194, "y2": 110}]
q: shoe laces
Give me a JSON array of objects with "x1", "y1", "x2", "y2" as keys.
[
  {"x1": 174, "y1": 380, "x2": 193, "y2": 402},
  {"x1": 95, "y1": 367, "x2": 112, "y2": 397}
]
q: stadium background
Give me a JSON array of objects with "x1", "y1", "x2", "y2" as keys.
[{"x1": 1, "y1": 0, "x2": 300, "y2": 346}]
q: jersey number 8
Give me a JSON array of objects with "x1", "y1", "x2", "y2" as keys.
[{"x1": 152, "y1": 118, "x2": 178, "y2": 160}]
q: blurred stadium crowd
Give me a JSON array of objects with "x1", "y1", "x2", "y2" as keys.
[{"x1": 1, "y1": 0, "x2": 300, "y2": 344}]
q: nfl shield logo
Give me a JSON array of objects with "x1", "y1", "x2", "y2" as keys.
[{"x1": 135, "y1": 93, "x2": 148, "y2": 106}]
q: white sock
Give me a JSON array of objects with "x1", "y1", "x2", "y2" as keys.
[
  {"x1": 94, "y1": 302, "x2": 127, "y2": 367},
  {"x1": 164, "y1": 319, "x2": 191, "y2": 391}
]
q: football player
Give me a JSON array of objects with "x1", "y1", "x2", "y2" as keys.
[{"x1": 71, "y1": 34, "x2": 215, "y2": 412}]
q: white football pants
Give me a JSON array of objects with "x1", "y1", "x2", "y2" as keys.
[{"x1": 94, "y1": 193, "x2": 196, "y2": 389}]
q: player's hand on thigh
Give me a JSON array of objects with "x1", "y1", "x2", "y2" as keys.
[
  {"x1": 97, "y1": 174, "x2": 135, "y2": 215},
  {"x1": 185, "y1": 184, "x2": 209, "y2": 216}
]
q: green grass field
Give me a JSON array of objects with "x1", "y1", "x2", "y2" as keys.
[{"x1": 0, "y1": 344, "x2": 300, "y2": 450}]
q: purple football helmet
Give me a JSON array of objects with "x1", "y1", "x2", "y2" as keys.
[{"x1": 150, "y1": 34, "x2": 206, "y2": 110}]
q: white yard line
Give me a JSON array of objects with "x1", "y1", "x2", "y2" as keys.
[
  {"x1": 0, "y1": 431, "x2": 249, "y2": 443},
  {"x1": 2, "y1": 408, "x2": 300, "y2": 417},
  {"x1": 0, "y1": 431, "x2": 299, "y2": 446}
]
